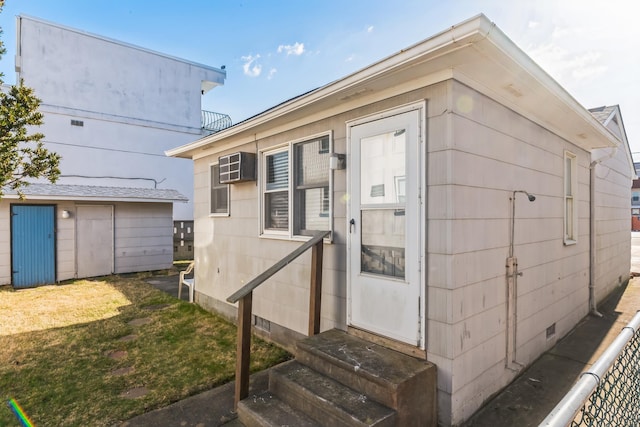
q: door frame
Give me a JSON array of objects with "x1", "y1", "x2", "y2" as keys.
[
  {"x1": 345, "y1": 101, "x2": 427, "y2": 349},
  {"x1": 10, "y1": 204, "x2": 57, "y2": 288}
]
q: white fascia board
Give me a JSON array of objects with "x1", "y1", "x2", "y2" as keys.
[
  {"x1": 166, "y1": 14, "x2": 493, "y2": 159},
  {"x1": 480, "y1": 22, "x2": 617, "y2": 150},
  {"x1": 167, "y1": 13, "x2": 618, "y2": 158},
  {"x1": 189, "y1": 68, "x2": 456, "y2": 161}
]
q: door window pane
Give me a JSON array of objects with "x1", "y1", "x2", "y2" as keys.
[
  {"x1": 360, "y1": 129, "x2": 406, "y2": 205},
  {"x1": 360, "y1": 209, "x2": 405, "y2": 279}
]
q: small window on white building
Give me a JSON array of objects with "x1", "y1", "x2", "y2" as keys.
[
  {"x1": 564, "y1": 151, "x2": 577, "y2": 245},
  {"x1": 210, "y1": 163, "x2": 230, "y2": 215},
  {"x1": 262, "y1": 134, "x2": 331, "y2": 238}
]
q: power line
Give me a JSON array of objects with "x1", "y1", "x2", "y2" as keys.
[{"x1": 59, "y1": 174, "x2": 166, "y2": 188}]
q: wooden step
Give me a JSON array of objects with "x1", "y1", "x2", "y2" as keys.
[
  {"x1": 296, "y1": 329, "x2": 437, "y2": 426},
  {"x1": 270, "y1": 360, "x2": 396, "y2": 427},
  {"x1": 237, "y1": 390, "x2": 319, "y2": 427}
]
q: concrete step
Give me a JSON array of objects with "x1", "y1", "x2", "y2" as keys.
[
  {"x1": 296, "y1": 329, "x2": 437, "y2": 426},
  {"x1": 270, "y1": 360, "x2": 396, "y2": 427},
  {"x1": 237, "y1": 390, "x2": 319, "y2": 427}
]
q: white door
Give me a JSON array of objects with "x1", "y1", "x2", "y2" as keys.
[
  {"x1": 77, "y1": 205, "x2": 114, "y2": 278},
  {"x1": 348, "y1": 108, "x2": 423, "y2": 346}
]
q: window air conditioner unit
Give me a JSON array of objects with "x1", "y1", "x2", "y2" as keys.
[{"x1": 218, "y1": 152, "x2": 256, "y2": 184}]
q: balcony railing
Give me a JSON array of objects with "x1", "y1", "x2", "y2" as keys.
[{"x1": 201, "y1": 110, "x2": 232, "y2": 134}]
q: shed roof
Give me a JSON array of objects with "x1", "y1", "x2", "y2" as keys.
[
  {"x1": 2, "y1": 183, "x2": 188, "y2": 203},
  {"x1": 168, "y1": 13, "x2": 619, "y2": 160}
]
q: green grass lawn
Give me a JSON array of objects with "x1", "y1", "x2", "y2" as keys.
[{"x1": 0, "y1": 273, "x2": 290, "y2": 426}]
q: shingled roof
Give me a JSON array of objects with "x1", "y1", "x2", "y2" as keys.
[
  {"x1": 589, "y1": 105, "x2": 617, "y2": 125},
  {"x1": 2, "y1": 183, "x2": 188, "y2": 202}
]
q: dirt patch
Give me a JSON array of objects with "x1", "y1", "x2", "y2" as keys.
[
  {"x1": 105, "y1": 350, "x2": 128, "y2": 360},
  {"x1": 128, "y1": 318, "x2": 152, "y2": 327},
  {"x1": 118, "y1": 334, "x2": 138, "y2": 342},
  {"x1": 120, "y1": 387, "x2": 149, "y2": 399},
  {"x1": 110, "y1": 366, "x2": 135, "y2": 376}
]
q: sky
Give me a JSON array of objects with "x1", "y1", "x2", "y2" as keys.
[{"x1": 0, "y1": 0, "x2": 639, "y2": 160}]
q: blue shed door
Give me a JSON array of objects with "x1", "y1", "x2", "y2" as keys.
[{"x1": 11, "y1": 205, "x2": 56, "y2": 288}]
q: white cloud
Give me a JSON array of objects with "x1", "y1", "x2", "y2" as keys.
[
  {"x1": 268, "y1": 68, "x2": 277, "y2": 80},
  {"x1": 527, "y1": 21, "x2": 540, "y2": 29},
  {"x1": 528, "y1": 42, "x2": 607, "y2": 83},
  {"x1": 241, "y1": 54, "x2": 262, "y2": 77},
  {"x1": 551, "y1": 25, "x2": 583, "y2": 40},
  {"x1": 277, "y1": 42, "x2": 305, "y2": 56},
  {"x1": 367, "y1": 25, "x2": 374, "y2": 33},
  {"x1": 572, "y1": 64, "x2": 608, "y2": 80},
  {"x1": 345, "y1": 54, "x2": 355, "y2": 62}
]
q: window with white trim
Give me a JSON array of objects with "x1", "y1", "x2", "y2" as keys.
[
  {"x1": 210, "y1": 163, "x2": 229, "y2": 215},
  {"x1": 262, "y1": 135, "x2": 331, "y2": 237},
  {"x1": 564, "y1": 151, "x2": 577, "y2": 244}
]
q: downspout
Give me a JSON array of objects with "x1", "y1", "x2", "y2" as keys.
[{"x1": 589, "y1": 147, "x2": 618, "y2": 317}]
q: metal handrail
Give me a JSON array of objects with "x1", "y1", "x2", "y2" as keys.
[
  {"x1": 226, "y1": 230, "x2": 330, "y2": 409},
  {"x1": 539, "y1": 310, "x2": 640, "y2": 426},
  {"x1": 227, "y1": 231, "x2": 330, "y2": 303}
]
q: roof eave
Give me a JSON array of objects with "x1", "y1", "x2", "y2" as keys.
[
  {"x1": 167, "y1": 14, "x2": 617, "y2": 158},
  {"x1": 3, "y1": 194, "x2": 187, "y2": 203},
  {"x1": 476, "y1": 23, "x2": 617, "y2": 151},
  {"x1": 166, "y1": 14, "x2": 493, "y2": 159}
]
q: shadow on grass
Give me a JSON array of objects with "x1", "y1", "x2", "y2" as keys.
[{"x1": 0, "y1": 275, "x2": 290, "y2": 427}]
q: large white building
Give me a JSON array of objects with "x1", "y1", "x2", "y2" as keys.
[
  {"x1": 0, "y1": 16, "x2": 228, "y2": 287},
  {"x1": 15, "y1": 14, "x2": 228, "y2": 220}
]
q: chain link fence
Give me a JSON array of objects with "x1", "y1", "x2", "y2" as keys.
[{"x1": 540, "y1": 311, "x2": 640, "y2": 427}]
